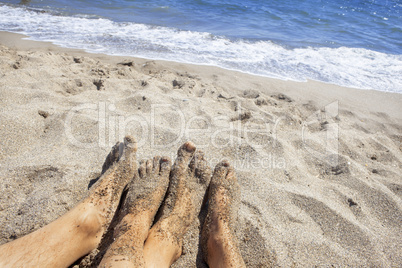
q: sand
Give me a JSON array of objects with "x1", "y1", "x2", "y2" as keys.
[{"x1": 0, "y1": 31, "x2": 401, "y2": 267}]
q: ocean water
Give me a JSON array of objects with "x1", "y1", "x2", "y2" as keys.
[{"x1": 0, "y1": 0, "x2": 401, "y2": 93}]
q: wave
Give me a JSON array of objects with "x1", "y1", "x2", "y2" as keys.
[{"x1": 1, "y1": 4, "x2": 401, "y2": 93}]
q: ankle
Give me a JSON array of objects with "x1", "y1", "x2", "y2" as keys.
[
  {"x1": 144, "y1": 226, "x2": 183, "y2": 267},
  {"x1": 74, "y1": 204, "x2": 103, "y2": 238},
  {"x1": 206, "y1": 233, "x2": 226, "y2": 266},
  {"x1": 115, "y1": 212, "x2": 152, "y2": 242}
]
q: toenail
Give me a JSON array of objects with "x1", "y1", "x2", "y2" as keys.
[
  {"x1": 222, "y1": 160, "x2": 230, "y2": 167},
  {"x1": 161, "y1": 157, "x2": 170, "y2": 162},
  {"x1": 124, "y1": 136, "x2": 134, "y2": 143},
  {"x1": 184, "y1": 141, "x2": 196, "y2": 152}
]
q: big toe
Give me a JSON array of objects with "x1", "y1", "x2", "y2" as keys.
[
  {"x1": 211, "y1": 160, "x2": 237, "y2": 189},
  {"x1": 121, "y1": 135, "x2": 138, "y2": 160},
  {"x1": 173, "y1": 141, "x2": 196, "y2": 172}
]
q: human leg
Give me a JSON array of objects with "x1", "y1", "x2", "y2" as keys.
[{"x1": 0, "y1": 136, "x2": 137, "y2": 267}]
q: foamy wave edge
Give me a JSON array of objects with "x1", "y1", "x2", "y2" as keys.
[{"x1": 1, "y1": 4, "x2": 401, "y2": 93}]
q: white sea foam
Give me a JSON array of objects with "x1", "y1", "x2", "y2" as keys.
[{"x1": 1, "y1": 5, "x2": 401, "y2": 93}]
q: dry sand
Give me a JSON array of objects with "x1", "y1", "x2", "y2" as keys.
[{"x1": 0, "y1": 31, "x2": 401, "y2": 267}]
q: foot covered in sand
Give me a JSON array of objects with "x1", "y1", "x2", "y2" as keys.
[
  {"x1": 143, "y1": 142, "x2": 212, "y2": 266},
  {"x1": 201, "y1": 160, "x2": 246, "y2": 268},
  {"x1": 85, "y1": 135, "x2": 138, "y2": 233},
  {"x1": 99, "y1": 155, "x2": 172, "y2": 267}
]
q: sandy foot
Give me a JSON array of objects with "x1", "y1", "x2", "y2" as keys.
[
  {"x1": 97, "y1": 156, "x2": 172, "y2": 267},
  {"x1": 143, "y1": 142, "x2": 212, "y2": 266},
  {"x1": 201, "y1": 161, "x2": 246, "y2": 268},
  {"x1": 86, "y1": 135, "x2": 138, "y2": 233}
]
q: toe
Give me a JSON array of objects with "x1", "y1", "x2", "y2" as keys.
[
  {"x1": 146, "y1": 159, "x2": 153, "y2": 175},
  {"x1": 139, "y1": 160, "x2": 147, "y2": 178},
  {"x1": 177, "y1": 141, "x2": 196, "y2": 158},
  {"x1": 123, "y1": 135, "x2": 137, "y2": 152},
  {"x1": 121, "y1": 135, "x2": 137, "y2": 159},
  {"x1": 159, "y1": 157, "x2": 172, "y2": 177},
  {"x1": 210, "y1": 161, "x2": 240, "y2": 200},
  {"x1": 152, "y1": 156, "x2": 162, "y2": 174},
  {"x1": 212, "y1": 160, "x2": 230, "y2": 181},
  {"x1": 190, "y1": 151, "x2": 212, "y2": 185},
  {"x1": 225, "y1": 165, "x2": 235, "y2": 180},
  {"x1": 173, "y1": 141, "x2": 196, "y2": 172},
  {"x1": 118, "y1": 136, "x2": 138, "y2": 173}
]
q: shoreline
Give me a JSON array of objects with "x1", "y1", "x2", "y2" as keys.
[
  {"x1": 2, "y1": 31, "x2": 402, "y2": 111},
  {"x1": 1, "y1": 31, "x2": 401, "y2": 267}
]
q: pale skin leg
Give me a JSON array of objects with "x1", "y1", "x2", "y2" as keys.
[
  {"x1": 99, "y1": 156, "x2": 171, "y2": 268},
  {"x1": 0, "y1": 136, "x2": 138, "y2": 268},
  {"x1": 97, "y1": 155, "x2": 245, "y2": 268},
  {"x1": 0, "y1": 140, "x2": 245, "y2": 268},
  {"x1": 143, "y1": 142, "x2": 212, "y2": 268},
  {"x1": 201, "y1": 161, "x2": 246, "y2": 268}
]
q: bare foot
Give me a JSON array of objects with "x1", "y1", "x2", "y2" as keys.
[
  {"x1": 98, "y1": 156, "x2": 171, "y2": 267},
  {"x1": 83, "y1": 135, "x2": 138, "y2": 234},
  {"x1": 0, "y1": 136, "x2": 137, "y2": 267},
  {"x1": 143, "y1": 142, "x2": 212, "y2": 268},
  {"x1": 201, "y1": 161, "x2": 246, "y2": 268}
]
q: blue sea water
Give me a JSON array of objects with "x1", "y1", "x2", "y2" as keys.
[{"x1": 0, "y1": 0, "x2": 401, "y2": 92}]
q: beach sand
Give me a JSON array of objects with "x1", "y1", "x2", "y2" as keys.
[{"x1": 0, "y1": 31, "x2": 401, "y2": 267}]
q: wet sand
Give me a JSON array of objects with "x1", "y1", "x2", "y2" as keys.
[{"x1": 0, "y1": 31, "x2": 401, "y2": 267}]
